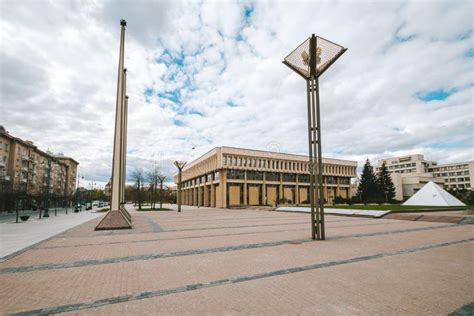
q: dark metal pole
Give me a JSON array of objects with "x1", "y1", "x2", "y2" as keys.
[
  {"x1": 43, "y1": 158, "x2": 51, "y2": 218},
  {"x1": 306, "y1": 79, "x2": 316, "y2": 240},
  {"x1": 315, "y1": 76, "x2": 325, "y2": 240},
  {"x1": 310, "y1": 76, "x2": 321, "y2": 240},
  {"x1": 177, "y1": 170, "x2": 182, "y2": 212}
]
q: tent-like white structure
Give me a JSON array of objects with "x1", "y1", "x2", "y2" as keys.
[{"x1": 403, "y1": 181, "x2": 466, "y2": 206}]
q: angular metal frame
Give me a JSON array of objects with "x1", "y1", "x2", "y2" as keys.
[{"x1": 283, "y1": 34, "x2": 347, "y2": 240}]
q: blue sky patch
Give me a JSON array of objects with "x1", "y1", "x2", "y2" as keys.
[
  {"x1": 144, "y1": 87, "x2": 154, "y2": 102},
  {"x1": 156, "y1": 49, "x2": 185, "y2": 67},
  {"x1": 416, "y1": 88, "x2": 457, "y2": 102},
  {"x1": 190, "y1": 110, "x2": 204, "y2": 116},
  {"x1": 158, "y1": 90, "x2": 181, "y2": 104},
  {"x1": 465, "y1": 48, "x2": 474, "y2": 58},
  {"x1": 174, "y1": 119, "x2": 185, "y2": 126},
  {"x1": 394, "y1": 23, "x2": 416, "y2": 43},
  {"x1": 227, "y1": 100, "x2": 238, "y2": 107}
]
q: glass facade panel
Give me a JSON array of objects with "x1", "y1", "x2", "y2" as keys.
[
  {"x1": 299, "y1": 174, "x2": 310, "y2": 183},
  {"x1": 282, "y1": 173, "x2": 296, "y2": 182},
  {"x1": 266, "y1": 172, "x2": 280, "y2": 181},
  {"x1": 227, "y1": 169, "x2": 245, "y2": 180},
  {"x1": 247, "y1": 171, "x2": 263, "y2": 180},
  {"x1": 339, "y1": 177, "x2": 350, "y2": 185}
]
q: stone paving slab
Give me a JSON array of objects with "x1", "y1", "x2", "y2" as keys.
[
  {"x1": 0, "y1": 217, "x2": 441, "y2": 268},
  {"x1": 0, "y1": 206, "x2": 473, "y2": 315},
  {"x1": 0, "y1": 210, "x2": 103, "y2": 261},
  {"x1": 62, "y1": 242, "x2": 474, "y2": 316}
]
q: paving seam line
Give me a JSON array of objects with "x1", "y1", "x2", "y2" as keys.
[
  {"x1": 0, "y1": 223, "x2": 460, "y2": 274},
  {"x1": 9, "y1": 237, "x2": 474, "y2": 316},
  {"x1": 36, "y1": 220, "x2": 403, "y2": 250},
  {"x1": 47, "y1": 217, "x2": 370, "y2": 240}
]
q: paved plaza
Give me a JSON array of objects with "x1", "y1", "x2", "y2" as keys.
[
  {"x1": 0, "y1": 205, "x2": 473, "y2": 315},
  {"x1": 0, "y1": 208, "x2": 104, "y2": 261}
]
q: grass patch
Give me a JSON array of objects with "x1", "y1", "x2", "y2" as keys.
[{"x1": 137, "y1": 208, "x2": 172, "y2": 212}]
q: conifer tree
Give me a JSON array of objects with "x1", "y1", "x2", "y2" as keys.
[
  {"x1": 376, "y1": 161, "x2": 396, "y2": 203},
  {"x1": 357, "y1": 158, "x2": 378, "y2": 203}
]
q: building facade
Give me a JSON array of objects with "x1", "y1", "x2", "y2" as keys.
[
  {"x1": 428, "y1": 161, "x2": 473, "y2": 191},
  {"x1": 376, "y1": 154, "x2": 473, "y2": 200},
  {"x1": 174, "y1": 147, "x2": 357, "y2": 208},
  {"x1": 0, "y1": 126, "x2": 79, "y2": 211}
]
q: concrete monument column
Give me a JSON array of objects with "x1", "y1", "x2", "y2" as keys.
[{"x1": 95, "y1": 19, "x2": 132, "y2": 230}]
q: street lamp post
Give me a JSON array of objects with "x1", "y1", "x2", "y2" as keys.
[
  {"x1": 173, "y1": 161, "x2": 187, "y2": 213},
  {"x1": 157, "y1": 175, "x2": 166, "y2": 209},
  {"x1": 43, "y1": 157, "x2": 52, "y2": 218},
  {"x1": 283, "y1": 34, "x2": 347, "y2": 240}
]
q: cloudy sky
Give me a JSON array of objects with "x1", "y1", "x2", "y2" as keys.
[{"x1": 1, "y1": 0, "x2": 472, "y2": 186}]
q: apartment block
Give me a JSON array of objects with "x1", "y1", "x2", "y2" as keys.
[
  {"x1": 174, "y1": 146, "x2": 357, "y2": 208},
  {"x1": 428, "y1": 161, "x2": 473, "y2": 191},
  {"x1": 377, "y1": 154, "x2": 473, "y2": 200},
  {"x1": 0, "y1": 126, "x2": 79, "y2": 209}
]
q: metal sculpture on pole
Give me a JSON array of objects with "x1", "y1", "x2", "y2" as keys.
[
  {"x1": 174, "y1": 161, "x2": 187, "y2": 213},
  {"x1": 283, "y1": 34, "x2": 346, "y2": 240},
  {"x1": 95, "y1": 19, "x2": 132, "y2": 230}
]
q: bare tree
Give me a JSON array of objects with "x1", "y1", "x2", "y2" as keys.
[
  {"x1": 131, "y1": 168, "x2": 144, "y2": 210},
  {"x1": 146, "y1": 165, "x2": 160, "y2": 209}
]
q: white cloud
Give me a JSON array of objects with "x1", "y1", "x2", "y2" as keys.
[{"x1": 1, "y1": 0, "x2": 472, "y2": 184}]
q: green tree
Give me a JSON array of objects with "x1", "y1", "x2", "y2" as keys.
[
  {"x1": 357, "y1": 158, "x2": 378, "y2": 203},
  {"x1": 377, "y1": 161, "x2": 396, "y2": 203}
]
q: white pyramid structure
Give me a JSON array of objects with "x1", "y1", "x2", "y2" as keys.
[{"x1": 403, "y1": 181, "x2": 466, "y2": 206}]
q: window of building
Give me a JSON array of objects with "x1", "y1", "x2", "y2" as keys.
[
  {"x1": 339, "y1": 177, "x2": 350, "y2": 185},
  {"x1": 247, "y1": 171, "x2": 263, "y2": 180},
  {"x1": 299, "y1": 174, "x2": 310, "y2": 183},
  {"x1": 227, "y1": 169, "x2": 245, "y2": 180},
  {"x1": 326, "y1": 176, "x2": 337, "y2": 184},
  {"x1": 214, "y1": 171, "x2": 220, "y2": 180},
  {"x1": 282, "y1": 173, "x2": 296, "y2": 182},
  {"x1": 266, "y1": 172, "x2": 280, "y2": 181}
]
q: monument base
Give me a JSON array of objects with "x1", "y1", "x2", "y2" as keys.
[
  {"x1": 120, "y1": 203, "x2": 132, "y2": 222},
  {"x1": 94, "y1": 208, "x2": 132, "y2": 230}
]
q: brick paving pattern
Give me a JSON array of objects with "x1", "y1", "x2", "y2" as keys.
[{"x1": 1, "y1": 205, "x2": 473, "y2": 315}]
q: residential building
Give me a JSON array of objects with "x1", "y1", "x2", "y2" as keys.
[
  {"x1": 376, "y1": 154, "x2": 437, "y2": 174},
  {"x1": 0, "y1": 126, "x2": 79, "y2": 211},
  {"x1": 174, "y1": 146, "x2": 357, "y2": 208},
  {"x1": 376, "y1": 154, "x2": 473, "y2": 201},
  {"x1": 428, "y1": 161, "x2": 473, "y2": 191}
]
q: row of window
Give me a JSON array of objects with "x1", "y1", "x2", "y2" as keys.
[
  {"x1": 446, "y1": 177, "x2": 470, "y2": 183},
  {"x1": 392, "y1": 169, "x2": 417, "y2": 174},
  {"x1": 431, "y1": 164, "x2": 469, "y2": 172},
  {"x1": 446, "y1": 183, "x2": 471, "y2": 189},
  {"x1": 222, "y1": 155, "x2": 354, "y2": 175},
  {"x1": 182, "y1": 170, "x2": 351, "y2": 187},
  {"x1": 182, "y1": 171, "x2": 220, "y2": 188},
  {"x1": 386, "y1": 162, "x2": 417, "y2": 169},
  {"x1": 433, "y1": 171, "x2": 469, "y2": 177}
]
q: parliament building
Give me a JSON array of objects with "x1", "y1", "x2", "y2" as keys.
[{"x1": 174, "y1": 146, "x2": 357, "y2": 208}]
